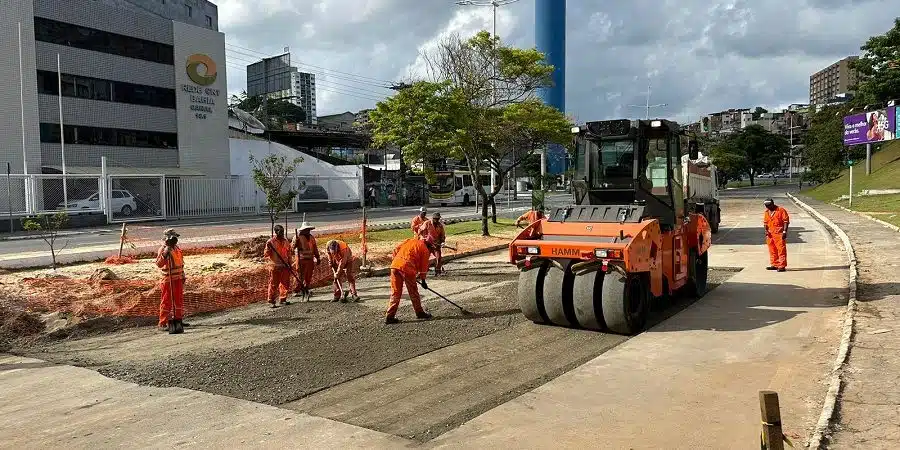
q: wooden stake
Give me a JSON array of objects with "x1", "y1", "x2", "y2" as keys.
[
  {"x1": 759, "y1": 390, "x2": 785, "y2": 450},
  {"x1": 117, "y1": 222, "x2": 127, "y2": 258}
]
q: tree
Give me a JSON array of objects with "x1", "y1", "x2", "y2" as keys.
[
  {"x1": 250, "y1": 154, "x2": 303, "y2": 235},
  {"x1": 22, "y1": 212, "x2": 69, "y2": 270},
  {"x1": 850, "y1": 17, "x2": 900, "y2": 105},
  {"x1": 369, "y1": 31, "x2": 573, "y2": 235},
  {"x1": 229, "y1": 91, "x2": 307, "y2": 129},
  {"x1": 708, "y1": 125, "x2": 789, "y2": 185},
  {"x1": 803, "y1": 104, "x2": 853, "y2": 183}
]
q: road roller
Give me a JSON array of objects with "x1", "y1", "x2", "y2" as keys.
[{"x1": 509, "y1": 118, "x2": 712, "y2": 335}]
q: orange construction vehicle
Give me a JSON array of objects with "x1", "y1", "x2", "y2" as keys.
[{"x1": 509, "y1": 119, "x2": 712, "y2": 335}]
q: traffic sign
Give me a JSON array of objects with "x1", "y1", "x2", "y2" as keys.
[{"x1": 848, "y1": 160, "x2": 855, "y2": 166}]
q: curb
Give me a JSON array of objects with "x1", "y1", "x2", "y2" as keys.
[
  {"x1": 787, "y1": 193, "x2": 858, "y2": 450},
  {"x1": 363, "y1": 243, "x2": 509, "y2": 277},
  {"x1": 827, "y1": 202, "x2": 900, "y2": 233}
]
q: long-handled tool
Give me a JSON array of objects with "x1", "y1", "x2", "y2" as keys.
[
  {"x1": 166, "y1": 251, "x2": 184, "y2": 334},
  {"x1": 423, "y1": 284, "x2": 472, "y2": 316},
  {"x1": 332, "y1": 265, "x2": 345, "y2": 301},
  {"x1": 267, "y1": 241, "x2": 303, "y2": 304}
]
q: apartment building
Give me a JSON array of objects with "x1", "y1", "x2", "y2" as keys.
[
  {"x1": 246, "y1": 52, "x2": 318, "y2": 125},
  {"x1": 809, "y1": 56, "x2": 859, "y2": 105}
]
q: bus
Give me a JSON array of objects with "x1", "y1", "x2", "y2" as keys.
[{"x1": 428, "y1": 170, "x2": 508, "y2": 206}]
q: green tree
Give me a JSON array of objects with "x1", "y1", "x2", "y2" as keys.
[
  {"x1": 369, "y1": 31, "x2": 572, "y2": 235},
  {"x1": 22, "y1": 212, "x2": 69, "y2": 270},
  {"x1": 850, "y1": 17, "x2": 900, "y2": 105},
  {"x1": 803, "y1": 105, "x2": 851, "y2": 183},
  {"x1": 709, "y1": 125, "x2": 789, "y2": 185},
  {"x1": 250, "y1": 154, "x2": 303, "y2": 235},
  {"x1": 229, "y1": 91, "x2": 307, "y2": 129}
]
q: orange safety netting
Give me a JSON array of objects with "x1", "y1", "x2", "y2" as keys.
[{"x1": 6, "y1": 212, "x2": 513, "y2": 322}]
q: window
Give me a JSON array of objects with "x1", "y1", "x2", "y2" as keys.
[
  {"x1": 205, "y1": 15, "x2": 212, "y2": 27},
  {"x1": 185, "y1": 5, "x2": 192, "y2": 17},
  {"x1": 39, "y1": 123, "x2": 177, "y2": 149},
  {"x1": 36, "y1": 70, "x2": 175, "y2": 108},
  {"x1": 34, "y1": 17, "x2": 174, "y2": 65},
  {"x1": 112, "y1": 191, "x2": 124, "y2": 198}
]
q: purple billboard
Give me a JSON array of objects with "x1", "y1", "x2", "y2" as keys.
[{"x1": 843, "y1": 108, "x2": 896, "y2": 145}]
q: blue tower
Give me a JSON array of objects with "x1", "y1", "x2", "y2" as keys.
[{"x1": 535, "y1": 0, "x2": 566, "y2": 175}]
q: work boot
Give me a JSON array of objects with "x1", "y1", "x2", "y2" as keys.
[
  {"x1": 331, "y1": 296, "x2": 341, "y2": 302},
  {"x1": 280, "y1": 299, "x2": 292, "y2": 306},
  {"x1": 385, "y1": 316, "x2": 400, "y2": 325},
  {"x1": 352, "y1": 294, "x2": 361, "y2": 303},
  {"x1": 766, "y1": 266, "x2": 777, "y2": 270},
  {"x1": 340, "y1": 292, "x2": 349, "y2": 303},
  {"x1": 171, "y1": 319, "x2": 185, "y2": 334},
  {"x1": 416, "y1": 311, "x2": 433, "y2": 320},
  {"x1": 158, "y1": 324, "x2": 169, "y2": 332},
  {"x1": 268, "y1": 301, "x2": 278, "y2": 309}
]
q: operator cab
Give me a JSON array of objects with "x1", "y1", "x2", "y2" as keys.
[{"x1": 568, "y1": 119, "x2": 699, "y2": 230}]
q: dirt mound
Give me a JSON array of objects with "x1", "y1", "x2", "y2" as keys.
[
  {"x1": 0, "y1": 303, "x2": 45, "y2": 351},
  {"x1": 235, "y1": 235, "x2": 269, "y2": 259},
  {"x1": 105, "y1": 256, "x2": 136, "y2": 265},
  {"x1": 90, "y1": 268, "x2": 119, "y2": 282}
]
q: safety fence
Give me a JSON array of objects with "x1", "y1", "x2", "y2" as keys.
[
  {"x1": 1, "y1": 173, "x2": 361, "y2": 225},
  {"x1": 9, "y1": 209, "x2": 520, "y2": 322}
]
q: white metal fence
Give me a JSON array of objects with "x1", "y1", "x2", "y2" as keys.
[{"x1": 1, "y1": 173, "x2": 361, "y2": 225}]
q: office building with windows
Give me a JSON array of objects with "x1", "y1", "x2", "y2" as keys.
[
  {"x1": 809, "y1": 56, "x2": 859, "y2": 105},
  {"x1": 1, "y1": 0, "x2": 230, "y2": 178},
  {"x1": 247, "y1": 53, "x2": 317, "y2": 125}
]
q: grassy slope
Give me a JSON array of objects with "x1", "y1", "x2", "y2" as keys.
[{"x1": 806, "y1": 140, "x2": 900, "y2": 227}]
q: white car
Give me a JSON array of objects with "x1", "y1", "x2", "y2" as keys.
[{"x1": 58, "y1": 190, "x2": 137, "y2": 216}]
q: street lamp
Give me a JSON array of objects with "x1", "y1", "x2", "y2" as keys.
[
  {"x1": 456, "y1": 0, "x2": 522, "y2": 199},
  {"x1": 629, "y1": 82, "x2": 667, "y2": 120}
]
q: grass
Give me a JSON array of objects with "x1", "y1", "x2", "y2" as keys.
[
  {"x1": 806, "y1": 140, "x2": 900, "y2": 202},
  {"x1": 833, "y1": 193, "x2": 900, "y2": 227},
  {"x1": 805, "y1": 140, "x2": 900, "y2": 226}
]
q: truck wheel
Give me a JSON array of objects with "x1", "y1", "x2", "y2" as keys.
[
  {"x1": 686, "y1": 250, "x2": 709, "y2": 297},
  {"x1": 541, "y1": 259, "x2": 577, "y2": 327},
  {"x1": 601, "y1": 272, "x2": 649, "y2": 335},
  {"x1": 573, "y1": 269, "x2": 605, "y2": 331},
  {"x1": 518, "y1": 262, "x2": 549, "y2": 323},
  {"x1": 709, "y1": 207, "x2": 720, "y2": 234}
]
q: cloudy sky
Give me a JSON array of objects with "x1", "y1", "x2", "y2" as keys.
[{"x1": 216, "y1": 0, "x2": 897, "y2": 123}]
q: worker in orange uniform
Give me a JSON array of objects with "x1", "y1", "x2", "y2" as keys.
[
  {"x1": 515, "y1": 207, "x2": 545, "y2": 228},
  {"x1": 763, "y1": 198, "x2": 790, "y2": 272},
  {"x1": 291, "y1": 221, "x2": 320, "y2": 300},
  {"x1": 155, "y1": 228, "x2": 184, "y2": 333},
  {"x1": 385, "y1": 236, "x2": 438, "y2": 324},
  {"x1": 418, "y1": 212, "x2": 446, "y2": 275},
  {"x1": 411, "y1": 207, "x2": 428, "y2": 237},
  {"x1": 326, "y1": 239, "x2": 359, "y2": 302},
  {"x1": 264, "y1": 224, "x2": 294, "y2": 307}
]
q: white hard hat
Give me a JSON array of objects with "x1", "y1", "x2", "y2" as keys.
[
  {"x1": 419, "y1": 207, "x2": 427, "y2": 213},
  {"x1": 298, "y1": 221, "x2": 315, "y2": 231}
]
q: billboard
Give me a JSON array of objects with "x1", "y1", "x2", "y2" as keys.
[{"x1": 843, "y1": 108, "x2": 896, "y2": 145}]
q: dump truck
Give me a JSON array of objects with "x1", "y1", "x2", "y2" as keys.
[
  {"x1": 509, "y1": 119, "x2": 712, "y2": 335},
  {"x1": 682, "y1": 151, "x2": 721, "y2": 233}
]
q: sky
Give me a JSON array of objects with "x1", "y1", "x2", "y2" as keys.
[{"x1": 216, "y1": 0, "x2": 898, "y2": 124}]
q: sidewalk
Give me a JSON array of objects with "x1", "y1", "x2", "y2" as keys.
[
  {"x1": 429, "y1": 193, "x2": 849, "y2": 448},
  {"x1": 794, "y1": 195, "x2": 900, "y2": 448}
]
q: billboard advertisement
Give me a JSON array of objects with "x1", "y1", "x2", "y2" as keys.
[{"x1": 843, "y1": 108, "x2": 896, "y2": 145}]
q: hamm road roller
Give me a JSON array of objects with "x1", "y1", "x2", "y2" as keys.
[{"x1": 510, "y1": 119, "x2": 712, "y2": 335}]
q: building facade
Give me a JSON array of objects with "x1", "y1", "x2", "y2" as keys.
[
  {"x1": 246, "y1": 52, "x2": 317, "y2": 125},
  {"x1": 809, "y1": 56, "x2": 859, "y2": 105},
  {"x1": 1, "y1": 0, "x2": 229, "y2": 179}
]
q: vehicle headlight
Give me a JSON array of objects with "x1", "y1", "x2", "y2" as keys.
[
  {"x1": 594, "y1": 249, "x2": 608, "y2": 258},
  {"x1": 526, "y1": 246, "x2": 539, "y2": 255}
]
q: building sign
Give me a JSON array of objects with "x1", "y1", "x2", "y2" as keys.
[
  {"x1": 843, "y1": 108, "x2": 896, "y2": 145},
  {"x1": 182, "y1": 53, "x2": 220, "y2": 120}
]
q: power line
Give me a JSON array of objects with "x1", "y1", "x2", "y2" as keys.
[
  {"x1": 223, "y1": 61, "x2": 386, "y2": 102},
  {"x1": 225, "y1": 47, "x2": 394, "y2": 90},
  {"x1": 224, "y1": 43, "x2": 398, "y2": 87},
  {"x1": 223, "y1": 59, "x2": 390, "y2": 100},
  {"x1": 224, "y1": 51, "x2": 395, "y2": 95}
]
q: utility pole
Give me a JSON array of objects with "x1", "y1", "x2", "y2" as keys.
[
  {"x1": 456, "y1": 0, "x2": 522, "y2": 201},
  {"x1": 628, "y1": 82, "x2": 667, "y2": 120}
]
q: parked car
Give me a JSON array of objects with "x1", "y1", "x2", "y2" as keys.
[
  {"x1": 58, "y1": 189, "x2": 137, "y2": 216},
  {"x1": 297, "y1": 184, "x2": 328, "y2": 200}
]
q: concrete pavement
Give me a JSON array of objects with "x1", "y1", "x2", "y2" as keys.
[
  {"x1": 428, "y1": 189, "x2": 848, "y2": 449},
  {"x1": 0, "y1": 188, "x2": 852, "y2": 448}
]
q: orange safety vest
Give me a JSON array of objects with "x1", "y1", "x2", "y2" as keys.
[
  {"x1": 265, "y1": 237, "x2": 293, "y2": 267},
  {"x1": 763, "y1": 206, "x2": 790, "y2": 233},
  {"x1": 518, "y1": 210, "x2": 541, "y2": 224},
  {"x1": 293, "y1": 234, "x2": 318, "y2": 261},
  {"x1": 156, "y1": 246, "x2": 184, "y2": 281},
  {"x1": 328, "y1": 240, "x2": 352, "y2": 266},
  {"x1": 419, "y1": 220, "x2": 445, "y2": 243},
  {"x1": 411, "y1": 215, "x2": 426, "y2": 235},
  {"x1": 390, "y1": 238, "x2": 431, "y2": 278}
]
